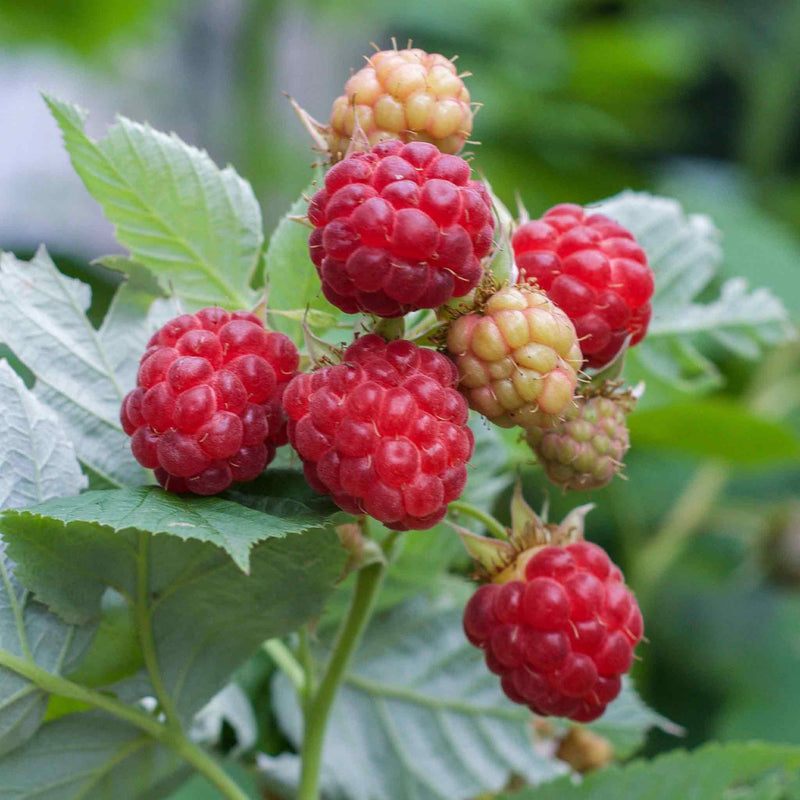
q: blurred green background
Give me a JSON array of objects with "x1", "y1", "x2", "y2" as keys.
[{"x1": 2, "y1": 0, "x2": 799, "y2": 765}]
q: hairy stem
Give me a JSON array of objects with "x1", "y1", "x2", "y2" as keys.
[
  {"x1": 297, "y1": 535, "x2": 398, "y2": 800},
  {"x1": 448, "y1": 500, "x2": 509, "y2": 541},
  {"x1": 0, "y1": 650, "x2": 249, "y2": 800}
]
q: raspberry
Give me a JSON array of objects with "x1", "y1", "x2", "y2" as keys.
[
  {"x1": 308, "y1": 140, "x2": 493, "y2": 317},
  {"x1": 328, "y1": 47, "x2": 473, "y2": 160},
  {"x1": 283, "y1": 334, "x2": 473, "y2": 530},
  {"x1": 121, "y1": 308, "x2": 299, "y2": 495},
  {"x1": 527, "y1": 393, "x2": 632, "y2": 492},
  {"x1": 463, "y1": 541, "x2": 643, "y2": 722},
  {"x1": 445, "y1": 285, "x2": 582, "y2": 431},
  {"x1": 512, "y1": 203, "x2": 654, "y2": 369}
]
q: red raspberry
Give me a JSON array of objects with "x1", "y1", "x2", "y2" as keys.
[
  {"x1": 512, "y1": 204, "x2": 654, "y2": 369},
  {"x1": 308, "y1": 140, "x2": 494, "y2": 318},
  {"x1": 283, "y1": 334, "x2": 474, "y2": 530},
  {"x1": 463, "y1": 541, "x2": 643, "y2": 722},
  {"x1": 120, "y1": 308, "x2": 299, "y2": 495}
]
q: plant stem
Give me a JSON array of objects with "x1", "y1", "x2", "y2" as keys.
[
  {"x1": 0, "y1": 650, "x2": 249, "y2": 800},
  {"x1": 448, "y1": 500, "x2": 509, "y2": 541},
  {"x1": 297, "y1": 536, "x2": 397, "y2": 800},
  {"x1": 298, "y1": 625, "x2": 315, "y2": 707},
  {"x1": 263, "y1": 638, "x2": 306, "y2": 694}
]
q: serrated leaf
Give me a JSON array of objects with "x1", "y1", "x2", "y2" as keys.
[
  {"x1": 0, "y1": 363, "x2": 94, "y2": 756},
  {"x1": 498, "y1": 741, "x2": 800, "y2": 800},
  {"x1": 263, "y1": 187, "x2": 340, "y2": 343},
  {"x1": 0, "y1": 711, "x2": 189, "y2": 800},
  {"x1": 0, "y1": 488, "x2": 345, "y2": 723},
  {"x1": 265, "y1": 588, "x2": 669, "y2": 800},
  {"x1": 0, "y1": 248, "x2": 154, "y2": 487},
  {"x1": 628, "y1": 400, "x2": 800, "y2": 464},
  {"x1": 593, "y1": 192, "x2": 795, "y2": 389},
  {"x1": 0, "y1": 360, "x2": 87, "y2": 510},
  {"x1": 45, "y1": 94, "x2": 262, "y2": 310},
  {"x1": 2, "y1": 484, "x2": 333, "y2": 575}
]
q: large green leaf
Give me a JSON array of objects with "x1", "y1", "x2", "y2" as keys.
[
  {"x1": 0, "y1": 361, "x2": 94, "y2": 756},
  {"x1": 45, "y1": 95, "x2": 262, "y2": 309},
  {"x1": 0, "y1": 488, "x2": 345, "y2": 724},
  {"x1": 263, "y1": 187, "x2": 339, "y2": 343},
  {"x1": 0, "y1": 248, "x2": 153, "y2": 488},
  {"x1": 0, "y1": 711, "x2": 189, "y2": 800},
  {"x1": 628, "y1": 400, "x2": 800, "y2": 465},
  {"x1": 594, "y1": 192, "x2": 795, "y2": 390},
  {"x1": 262, "y1": 587, "x2": 670, "y2": 800},
  {"x1": 498, "y1": 741, "x2": 800, "y2": 800}
]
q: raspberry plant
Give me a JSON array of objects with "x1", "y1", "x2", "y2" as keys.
[{"x1": 0, "y1": 44, "x2": 795, "y2": 800}]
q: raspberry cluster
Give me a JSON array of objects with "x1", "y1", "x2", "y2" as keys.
[
  {"x1": 446, "y1": 285, "x2": 582, "y2": 431},
  {"x1": 121, "y1": 309, "x2": 299, "y2": 494},
  {"x1": 328, "y1": 47, "x2": 473, "y2": 160},
  {"x1": 512, "y1": 204, "x2": 654, "y2": 369},
  {"x1": 463, "y1": 541, "x2": 643, "y2": 721},
  {"x1": 527, "y1": 393, "x2": 631, "y2": 492},
  {"x1": 308, "y1": 139, "x2": 494, "y2": 318},
  {"x1": 283, "y1": 334, "x2": 473, "y2": 530}
]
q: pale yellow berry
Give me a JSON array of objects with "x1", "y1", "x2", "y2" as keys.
[
  {"x1": 346, "y1": 70, "x2": 382, "y2": 105},
  {"x1": 486, "y1": 287, "x2": 527, "y2": 313},
  {"x1": 514, "y1": 342, "x2": 558, "y2": 373},
  {"x1": 385, "y1": 63, "x2": 427, "y2": 100},
  {"x1": 511, "y1": 369, "x2": 543, "y2": 403},
  {"x1": 471, "y1": 318, "x2": 509, "y2": 362},
  {"x1": 537, "y1": 370, "x2": 576, "y2": 415},
  {"x1": 487, "y1": 356, "x2": 515, "y2": 381},
  {"x1": 457, "y1": 354, "x2": 490, "y2": 389},
  {"x1": 427, "y1": 65, "x2": 463, "y2": 98},
  {"x1": 429, "y1": 99, "x2": 467, "y2": 139},
  {"x1": 373, "y1": 95, "x2": 406, "y2": 134},
  {"x1": 405, "y1": 92, "x2": 434, "y2": 130}
]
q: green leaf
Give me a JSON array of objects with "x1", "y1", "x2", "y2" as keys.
[
  {"x1": 498, "y1": 741, "x2": 800, "y2": 800},
  {"x1": 0, "y1": 491, "x2": 345, "y2": 723},
  {"x1": 0, "y1": 362, "x2": 94, "y2": 756},
  {"x1": 263, "y1": 187, "x2": 339, "y2": 343},
  {"x1": 167, "y1": 764, "x2": 258, "y2": 800},
  {"x1": 0, "y1": 711, "x2": 189, "y2": 800},
  {"x1": 44, "y1": 94, "x2": 262, "y2": 310},
  {"x1": 0, "y1": 248, "x2": 153, "y2": 487},
  {"x1": 0, "y1": 360, "x2": 87, "y2": 510},
  {"x1": 628, "y1": 400, "x2": 800, "y2": 464},
  {"x1": 1, "y1": 484, "x2": 333, "y2": 575},
  {"x1": 264, "y1": 587, "x2": 669, "y2": 800},
  {"x1": 593, "y1": 192, "x2": 795, "y2": 390}
]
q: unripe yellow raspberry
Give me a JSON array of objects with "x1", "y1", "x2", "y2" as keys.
[
  {"x1": 446, "y1": 286, "x2": 582, "y2": 431},
  {"x1": 328, "y1": 47, "x2": 473, "y2": 160}
]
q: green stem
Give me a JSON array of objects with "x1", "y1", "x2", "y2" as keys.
[
  {"x1": 298, "y1": 625, "x2": 315, "y2": 707},
  {"x1": 297, "y1": 536, "x2": 398, "y2": 800},
  {"x1": 448, "y1": 500, "x2": 509, "y2": 541},
  {"x1": 136, "y1": 531, "x2": 179, "y2": 730},
  {"x1": 0, "y1": 651, "x2": 249, "y2": 800},
  {"x1": 263, "y1": 639, "x2": 306, "y2": 694}
]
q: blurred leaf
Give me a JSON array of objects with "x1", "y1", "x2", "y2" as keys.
[
  {"x1": 628, "y1": 401, "x2": 800, "y2": 464},
  {"x1": 263, "y1": 187, "x2": 339, "y2": 344},
  {"x1": 167, "y1": 763, "x2": 258, "y2": 799},
  {"x1": 263, "y1": 586, "x2": 670, "y2": 800},
  {"x1": 0, "y1": 248, "x2": 151, "y2": 487},
  {"x1": 45, "y1": 95, "x2": 262, "y2": 309},
  {"x1": 0, "y1": 711, "x2": 188, "y2": 800},
  {"x1": 595, "y1": 191, "x2": 795, "y2": 390},
  {"x1": 499, "y1": 741, "x2": 800, "y2": 800}
]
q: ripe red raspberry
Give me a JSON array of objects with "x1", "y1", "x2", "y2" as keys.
[
  {"x1": 283, "y1": 334, "x2": 473, "y2": 530},
  {"x1": 464, "y1": 541, "x2": 643, "y2": 722},
  {"x1": 308, "y1": 140, "x2": 494, "y2": 318},
  {"x1": 120, "y1": 308, "x2": 299, "y2": 495},
  {"x1": 446, "y1": 285, "x2": 582, "y2": 431},
  {"x1": 328, "y1": 47, "x2": 473, "y2": 160},
  {"x1": 512, "y1": 204, "x2": 654, "y2": 369}
]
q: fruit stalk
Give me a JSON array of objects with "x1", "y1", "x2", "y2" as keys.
[{"x1": 297, "y1": 531, "x2": 400, "y2": 800}]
